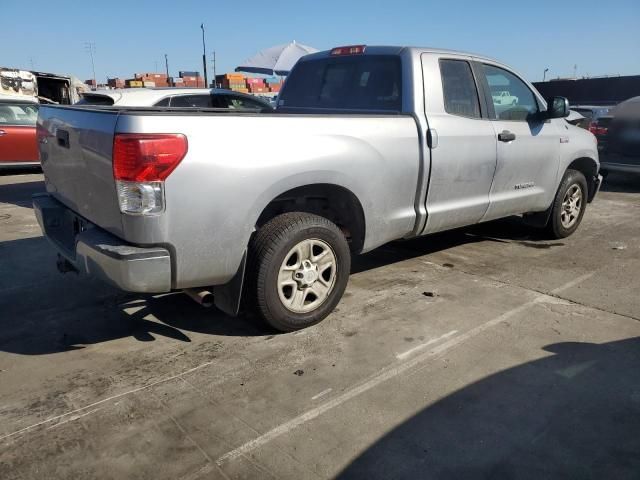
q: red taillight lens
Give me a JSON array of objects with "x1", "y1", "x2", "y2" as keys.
[
  {"x1": 113, "y1": 133, "x2": 187, "y2": 182},
  {"x1": 588, "y1": 122, "x2": 608, "y2": 136},
  {"x1": 330, "y1": 45, "x2": 366, "y2": 56}
]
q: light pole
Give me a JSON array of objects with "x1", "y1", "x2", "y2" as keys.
[
  {"x1": 200, "y1": 23, "x2": 208, "y2": 87},
  {"x1": 212, "y1": 50, "x2": 217, "y2": 88},
  {"x1": 84, "y1": 42, "x2": 97, "y2": 89},
  {"x1": 543, "y1": 68, "x2": 549, "y2": 82}
]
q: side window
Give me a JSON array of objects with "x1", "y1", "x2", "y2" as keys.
[
  {"x1": 482, "y1": 64, "x2": 538, "y2": 121},
  {"x1": 169, "y1": 95, "x2": 212, "y2": 108},
  {"x1": 154, "y1": 97, "x2": 170, "y2": 107},
  {"x1": 0, "y1": 103, "x2": 38, "y2": 126},
  {"x1": 210, "y1": 95, "x2": 230, "y2": 109},
  {"x1": 439, "y1": 59, "x2": 481, "y2": 119},
  {"x1": 226, "y1": 95, "x2": 267, "y2": 110}
]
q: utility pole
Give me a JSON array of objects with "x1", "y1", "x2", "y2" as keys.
[
  {"x1": 165, "y1": 54, "x2": 170, "y2": 79},
  {"x1": 212, "y1": 50, "x2": 217, "y2": 88},
  {"x1": 200, "y1": 23, "x2": 208, "y2": 87},
  {"x1": 573, "y1": 64, "x2": 578, "y2": 79},
  {"x1": 543, "y1": 68, "x2": 549, "y2": 82},
  {"x1": 84, "y1": 42, "x2": 97, "y2": 89}
]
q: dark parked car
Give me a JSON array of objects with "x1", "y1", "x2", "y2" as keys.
[{"x1": 600, "y1": 97, "x2": 640, "y2": 175}]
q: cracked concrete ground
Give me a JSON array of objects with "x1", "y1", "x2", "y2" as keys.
[{"x1": 0, "y1": 170, "x2": 639, "y2": 479}]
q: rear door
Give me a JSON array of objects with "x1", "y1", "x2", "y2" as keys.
[
  {"x1": 420, "y1": 55, "x2": 497, "y2": 234},
  {"x1": 0, "y1": 102, "x2": 38, "y2": 164},
  {"x1": 476, "y1": 63, "x2": 561, "y2": 220}
]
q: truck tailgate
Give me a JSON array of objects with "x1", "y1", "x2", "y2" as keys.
[{"x1": 38, "y1": 106, "x2": 124, "y2": 236}]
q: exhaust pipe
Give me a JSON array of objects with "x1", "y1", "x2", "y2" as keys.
[{"x1": 184, "y1": 288, "x2": 214, "y2": 308}]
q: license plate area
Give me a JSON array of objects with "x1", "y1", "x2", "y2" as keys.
[{"x1": 41, "y1": 202, "x2": 92, "y2": 260}]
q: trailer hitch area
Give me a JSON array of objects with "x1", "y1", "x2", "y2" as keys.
[{"x1": 56, "y1": 254, "x2": 79, "y2": 274}]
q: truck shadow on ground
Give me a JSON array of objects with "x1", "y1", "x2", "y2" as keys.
[
  {"x1": 0, "y1": 179, "x2": 44, "y2": 208},
  {"x1": 337, "y1": 336, "x2": 640, "y2": 479},
  {"x1": 0, "y1": 215, "x2": 582, "y2": 355}
]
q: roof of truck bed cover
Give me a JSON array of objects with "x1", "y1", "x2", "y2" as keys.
[{"x1": 303, "y1": 46, "x2": 499, "y2": 63}]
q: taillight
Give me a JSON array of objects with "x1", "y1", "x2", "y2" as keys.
[
  {"x1": 113, "y1": 133, "x2": 187, "y2": 215},
  {"x1": 330, "y1": 45, "x2": 366, "y2": 56},
  {"x1": 588, "y1": 122, "x2": 608, "y2": 136}
]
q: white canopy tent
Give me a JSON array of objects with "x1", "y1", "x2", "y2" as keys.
[{"x1": 235, "y1": 41, "x2": 318, "y2": 76}]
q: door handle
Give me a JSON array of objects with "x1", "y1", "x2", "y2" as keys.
[
  {"x1": 498, "y1": 130, "x2": 516, "y2": 142},
  {"x1": 0, "y1": 130, "x2": 7, "y2": 136}
]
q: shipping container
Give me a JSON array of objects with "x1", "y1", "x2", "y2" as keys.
[
  {"x1": 143, "y1": 81, "x2": 156, "y2": 87},
  {"x1": 179, "y1": 71, "x2": 200, "y2": 78}
]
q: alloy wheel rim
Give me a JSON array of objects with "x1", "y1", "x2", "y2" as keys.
[
  {"x1": 277, "y1": 238, "x2": 337, "y2": 313},
  {"x1": 560, "y1": 184, "x2": 583, "y2": 229}
]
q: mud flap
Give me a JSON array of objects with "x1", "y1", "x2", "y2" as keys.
[
  {"x1": 213, "y1": 252, "x2": 247, "y2": 317},
  {"x1": 523, "y1": 205, "x2": 553, "y2": 228}
]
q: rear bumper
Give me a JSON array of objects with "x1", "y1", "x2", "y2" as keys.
[{"x1": 33, "y1": 193, "x2": 172, "y2": 293}]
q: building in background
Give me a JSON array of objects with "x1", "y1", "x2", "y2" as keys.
[{"x1": 534, "y1": 75, "x2": 640, "y2": 106}]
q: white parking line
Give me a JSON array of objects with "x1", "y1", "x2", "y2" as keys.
[
  {"x1": 0, "y1": 361, "x2": 214, "y2": 442},
  {"x1": 215, "y1": 286, "x2": 575, "y2": 466},
  {"x1": 311, "y1": 388, "x2": 332, "y2": 401},
  {"x1": 395, "y1": 330, "x2": 458, "y2": 360}
]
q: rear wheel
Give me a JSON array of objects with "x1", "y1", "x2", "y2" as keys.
[
  {"x1": 546, "y1": 169, "x2": 588, "y2": 238},
  {"x1": 249, "y1": 212, "x2": 350, "y2": 332}
]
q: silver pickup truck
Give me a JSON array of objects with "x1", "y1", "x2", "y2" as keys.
[{"x1": 34, "y1": 45, "x2": 601, "y2": 331}]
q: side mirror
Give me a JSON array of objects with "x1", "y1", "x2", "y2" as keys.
[{"x1": 546, "y1": 96, "x2": 570, "y2": 119}]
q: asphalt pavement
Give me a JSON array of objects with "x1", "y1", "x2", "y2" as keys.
[{"x1": 0, "y1": 171, "x2": 639, "y2": 479}]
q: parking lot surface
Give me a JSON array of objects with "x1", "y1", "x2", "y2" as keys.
[{"x1": 1, "y1": 171, "x2": 639, "y2": 479}]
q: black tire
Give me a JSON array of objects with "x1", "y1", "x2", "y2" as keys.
[
  {"x1": 248, "y1": 212, "x2": 351, "y2": 332},
  {"x1": 546, "y1": 169, "x2": 588, "y2": 239}
]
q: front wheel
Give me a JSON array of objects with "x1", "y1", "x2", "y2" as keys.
[
  {"x1": 546, "y1": 169, "x2": 588, "y2": 238},
  {"x1": 249, "y1": 212, "x2": 351, "y2": 332}
]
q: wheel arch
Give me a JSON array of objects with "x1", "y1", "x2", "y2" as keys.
[
  {"x1": 566, "y1": 156, "x2": 599, "y2": 202},
  {"x1": 255, "y1": 182, "x2": 367, "y2": 254}
]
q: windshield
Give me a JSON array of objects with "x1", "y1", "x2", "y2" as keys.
[{"x1": 278, "y1": 55, "x2": 402, "y2": 112}]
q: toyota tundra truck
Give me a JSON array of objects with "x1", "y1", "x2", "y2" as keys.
[{"x1": 34, "y1": 45, "x2": 601, "y2": 331}]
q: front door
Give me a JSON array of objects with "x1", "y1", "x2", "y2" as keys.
[{"x1": 477, "y1": 63, "x2": 561, "y2": 221}]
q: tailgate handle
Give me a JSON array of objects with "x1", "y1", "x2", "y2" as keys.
[{"x1": 56, "y1": 129, "x2": 70, "y2": 148}]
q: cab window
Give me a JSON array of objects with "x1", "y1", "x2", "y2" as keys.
[
  {"x1": 482, "y1": 64, "x2": 539, "y2": 121},
  {"x1": 439, "y1": 59, "x2": 481, "y2": 119}
]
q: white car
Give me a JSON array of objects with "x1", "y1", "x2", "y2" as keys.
[
  {"x1": 492, "y1": 90, "x2": 519, "y2": 105},
  {"x1": 77, "y1": 88, "x2": 273, "y2": 110}
]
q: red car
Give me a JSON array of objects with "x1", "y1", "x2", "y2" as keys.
[{"x1": 0, "y1": 98, "x2": 39, "y2": 168}]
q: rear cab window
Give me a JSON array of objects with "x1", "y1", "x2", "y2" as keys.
[
  {"x1": 277, "y1": 55, "x2": 402, "y2": 112},
  {"x1": 439, "y1": 59, "x2": 481, "y2": 119},
  {"x1": 76, "y1": 94, "x2": 115, "y2": 106}
]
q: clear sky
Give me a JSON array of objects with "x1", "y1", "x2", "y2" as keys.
[{"x1": 2, "y1": 0, "x2": 638, "y2": 83}]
